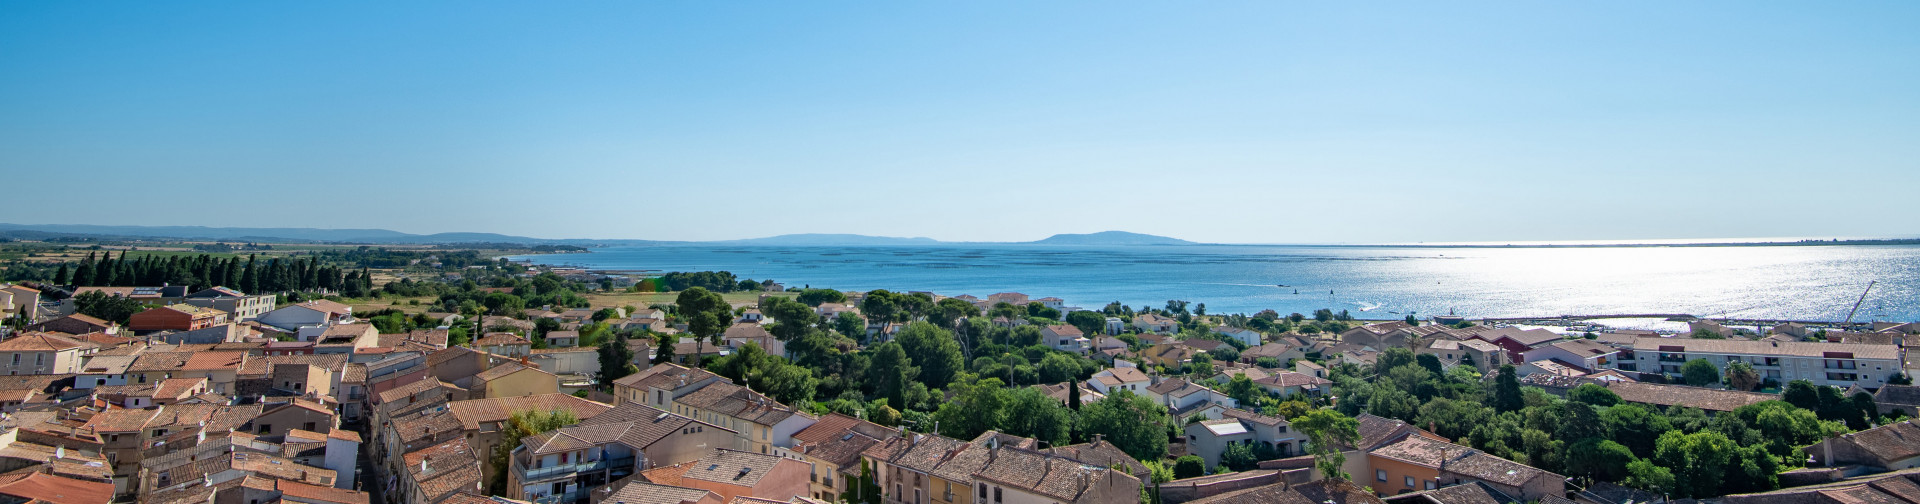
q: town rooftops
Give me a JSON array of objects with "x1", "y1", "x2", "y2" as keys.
[
  {"x1": 674, "y1": 381, "x2": 805, "y2": 426},
  {"x1": 0, "y1": 470, "x2": 116, "y2": 504},
  {"x1": 791, "y1": 412, "x2": 899, "y2": 469},
  {"x1": 1819, "y1": 420, "x2": 1920, "y2": 466},
  {"x1": 1629, "y1": 338, "x2": 1901, "y2": 360},
  {"x1": 613, "y1": 362, "x2": 723, "y2": 391},
  {"x1": 447, "y1": 393, "x2": 611, "y2": 431},
  {"x1": 287, "y1": 300, "x2": 352, "y2": 316},
  {"x1": 473, "y1": 332, "x2": 531, "y2": 346},
  {"x1": 1199, "y1": 419, "x2": 1250, "y2": 436},
  {"x1": 1044, "y1": 325, "x2": 1083, "y2": 337},
  {"x1": 1094, "y1": 367, "x2": 1148, "y2": 386},
  {"x1": 1603, "y1": 382, "x2": 1775, "y2": 412},
  {"x1": 1254, "y1": 371, "x2": 1332, "y2": 388},
  {"x1": 681, "y1": 449, "x2": 788, "y2": 487},
  {"x1": 0, "y1": 332, "x2": 94, "y2": 352},
  {"x1": 598, "y1": 480, "x2": 718, "y2": 504},
  {"x1": 1476, "y1": 327, "x2": 1564, "y2": 347}
]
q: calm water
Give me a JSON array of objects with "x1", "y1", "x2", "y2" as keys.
[{"x1": 514, "y1": 244, "x2": 1920, "y2": 323}]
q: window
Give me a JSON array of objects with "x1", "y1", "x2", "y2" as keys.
[
  {"x1": 979, "y1": 483, "x2": 988, "y2": 499},
  {"x1": 8, "y1": 354, "x2": 16, "y2": 365},
  {"x1": 1376, "y1": 469, "x2": 1387, "y2": 482},
  {"x1": 1425, "y1": 481, "x2": 1436, "y2": 490},
  {"x1": 258, "y1": 424, "x2": 271, "y2": 434},
  {"x1": 303, "y1": 422, "x2": 316, "y2": 431},
  {"x1": 1405, "y1": 476, "x2": 1415, "y2": 487},
  {"x1": 994, "y1": 487, "x2": 1002, "y2": 503}
]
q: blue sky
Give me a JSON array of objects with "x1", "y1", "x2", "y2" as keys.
[{"x1": 3, "y1": 2, "x2": 1916, "y2": 244}]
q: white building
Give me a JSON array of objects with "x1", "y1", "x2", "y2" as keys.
[{"x1": 1631, "y1": 339, "x2": 1903, "y2": 388}]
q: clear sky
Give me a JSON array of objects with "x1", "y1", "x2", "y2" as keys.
[{"x1": 3, "y1": 2, "x2": 1916, "y2": 244}]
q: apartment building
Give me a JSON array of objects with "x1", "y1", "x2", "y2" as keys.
[{"x1": 1630, "y1": 338, "x2": 1902, "y2": 388}]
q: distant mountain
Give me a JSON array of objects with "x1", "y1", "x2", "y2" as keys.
[
  {"x1": 713, "y1": 234, "x2": 944, "y2": 246},
  {"x1": 0, "y1": 223, "x2": 667, "y2": 246},
  {"x1": 0, "y1": 223, "x2": 1196, "y2": 247},
  {"x1": 1029, "y1": 231, "x2": 1195, "y2": 246}
]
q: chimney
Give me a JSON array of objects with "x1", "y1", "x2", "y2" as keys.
[{"x1": 1091, "y1": 434, "x2": 1103, "y2": 445}]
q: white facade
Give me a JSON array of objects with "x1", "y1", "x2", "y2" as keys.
[{"x1": 1631, "y1": 339, "x2": 1903, "y2": 388}]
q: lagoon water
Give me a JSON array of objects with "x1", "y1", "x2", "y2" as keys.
[{"x1": 515, "y1": 244, "x2": 1920, "y2": 323}]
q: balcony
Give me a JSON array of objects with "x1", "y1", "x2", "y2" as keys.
[
  {"x1": 517, "y1": 456, "x2": 635, "y2": 482},
  {"x1": 529, "y1": 489, "x2": 591, "y2": 504}
]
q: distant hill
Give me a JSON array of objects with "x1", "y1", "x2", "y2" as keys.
[
  {"x1": 0, "y1": 223, "x2": 664, "y2": 246},
  {"x1": 713, "y1": 234, "x2": 944, "y2": 246},
  {"x1": 0, "y1": 223, "x2": 1196, "y2": 247},
  {"x1": 1029, "y1": 231, "x2": 1195, "y2": 246}
]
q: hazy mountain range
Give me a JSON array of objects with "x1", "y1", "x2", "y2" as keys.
[{"x1": 0, "y1": 223, "x2": 1197, "y2": 247}]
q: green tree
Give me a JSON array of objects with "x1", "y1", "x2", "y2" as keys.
[
  {"x1": 932, "y1": 376, "x2": 1008, "y2": 440},
  {"x1": 1065, "y1": 311, "x2": 1108, "y2": 338},
  {"x1": 833, "y1": 312, "x2": 866, "y2": 338},
  {"x1": 1725, "y1": 361, "x2": 1761, "y2": 391},
  {"x1": 764, "y1": 297, "x2": 820, "y2": 342},
  {"x1": 1681, "y1": 358, "x2": 1720, "y2": 387},
  {"x1": 596, "y1": 332, "x2": 638, "y2": 390},
  {"x1": 1001, "y1": 386, "x2": 1072, "y2": 445},
  {"x1": 929, "y1": 297, "x2": 980, "y2": 328},
  {"x1": 1220, "y1": 442, "x2": 1258, "y2": 471},
  {"x1": 1225, "y1": 373, "x2": 1260, "y2": 406},
  {"x1": 1037, "y1": 353, "x2": 1081, "y2": 384},
  {"x1": 1295, "y1": 409, "x2": 1360, "y2": 481},
  {"x1": 1565, "y1": 439, "x2": 1635, "y2": 483},
  {"x1": 1624, "y1": 459, "x2": 1675, "y2": 495},
  {"x1": 1782, "y1": 380, "x2": 1820, "y2": 411},
  {"x1": 676, "y1": 287, "x2": 730, "y2": 367},
  {"x1": 1079, "y1": 390, "x2": 1171, "y2": 461},
  {"x1": 795, "y1": 288, "x2": 847, "y2": 307},
  {"x1": 870, "y1": 342, "x2": 917, "y2": 411},
  {"x1": 1491, "y1": 365, "x2": 1524, "y2": 413},
  {"x1": 651, "y1": 332, "x2": 676, "y2": 364},
  {"x1": 70, "y1": 290, "x2": 146, "y2": 324},
  {"x1": 482, "y1": 292, "x2": 525, "y2": 316},
  {"x1": 1567, "y1": 383, "x2": 1621, "y2": 407},
  {"x1": 488, "y1": 408, "x2": 580, "y2": 494},
  {"x1": 896, "y1": 322, "x2": 964, "y2": 389},
  {"x1": 1601, "y1": 404, "x2": 1671, "y2": 458},
  {"x1": 1172, "y1": 456, "x2": 1206, "y2": 479}
]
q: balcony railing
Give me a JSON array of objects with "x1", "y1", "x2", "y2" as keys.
[
  {"x1": 517, "y1": 456, "x2": 635, "y2": 481},
  {"x1": 530, "y1": 489, "x2": 591, "y2": 504}
]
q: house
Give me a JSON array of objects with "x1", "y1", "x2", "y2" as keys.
[
  {"x1": 1804, "y1": 420, "x2": 1920, "y2": 471},
  {"x1": 1630, "y1": 338, "x2": 1903, "y2": 388},
  {"x1": 181, "y1": 287, "x2": 277, "y2": 321},
  {"x1": 1215, "y1": 326, "x2": 1262, "y2": 347},
  {"x1": 1240, "y1": 342, "x2": 1306, "y2": 366},
  {"x1": 24, "y1": 313, "x2": 118, "y2": 336},
  {"x1": 250, "y1": 397, "x2": 339, "y2": 437},
  {"x1": 1033, "y1": 382, "x2": 1105, "y2": 406},
  {"x1": 987, "y1": 293, "x2": 1030, "y2": 307},
  {"x1": 1134, "y1": 313, "x2": 1179, "y2": 334},
  {"x1": 1469, "y1": 327, "x2": 1566, "y2": 362},
  {"x1": 528, "y1": 347, "x2": 599, "y2": 378},
  {"x1": 1294, "y1": 360, "x2": 1326, "y2": 379},
  {"x1": 640, "y1": 449, "x2": 810, "y2": 503},
  {"x1": 1041, "y1": 325, "x2": 1090, "y2": 354},
  {"x1": 611, "y1": 363, "x2": 726, "y2": 409},
  {"x1": 667, "y1": 380, "x2": 817, "y2": 455},
  {"x1": 128, "y1": 304, "x2": 228, "y2": 333},
  {"x1": 458, "y1": 361, "x2": 559, "y2": 399},
  {"x1": 1416, "y1": 339, "x2": 1507, "y2": 375},
  {"x1": 1105, "y1": 317, "x2": 1124, "y2": 335},
  {"x1": 970, "y1": 444, "x2": 1143, "y2": 504},
  {"x1": 1865, "y1": 384, "x2": 1920, "y2": 418},
  {"x1": 400, "y1": 437, "x2": 485, "y2": 503},
  {"x1": 594, "y1": 480, "x2": 723, "y2": 504},
  {"x1": 1340, "y1": 322, "x2": 1420, "y2": 350},
  {"x1": 0, "y1": 471, "x2": 115, "y2": 504},
  {"x1": 788, "y1": 412, "x2": 901, "y2": 501},
  {"x1": 258, "y1": 300, "x2": 354, "y2": 332},
  {"x1": 1143, "y1": 343, "x2": 1198, "y2": 370},
  {"x1": 78, "y1": 354, "x2": 138, "y2": 389},
  {"x1": 1716, "y1": 470, "x2": 1920, "y2": 503},
  {"x1": 0, "y1": 332, "x2": 98, "y2": 375},
  {"x1": 1144, "y1": 378, "x2": 1237, "y2": 420},
  {"x1": 1366, "y1": 434, "x2": 1564, "y2": 500},
  {"x1": 475, "y1": 333, "x2": 533, "y2": 358},
  {"x1": 127, "y1": 351, "x2": 248, "y2": 394},
  {"x1": 543, "y1": 330, "x2": 579, "y2": 348},
  {"x1": 861, "y1": 432, "x2": 987, "y2": 504},
  {"x1": 1520, "y1": 339, "x2": 1620, "y2": 373},
  {"x1": 724, "y1": 323, "x2": 784, "y2": 357},
  {"x1": 1088, "y1": 367, "x2": 1150, "y2": 394},
  {"x1": 449, "y1": 394, "x2": 614, "y2": 492},
  {"x1": 0, "y1": 284, "x2": 42, "y2": 322},
  {"x1": 1182, "y1": 408, "x2": 1302, "y2": 470},
  {"x1": 313, "y1": 323, "x2": 380, "y2": 354},
  {"x1": 1250, "y1": 372, "x2": 1333, "y2": 397}
]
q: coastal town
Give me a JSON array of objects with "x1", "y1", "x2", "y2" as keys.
[{"x1": 0, "y1": 247, "x2": 1915, "y2": 504}]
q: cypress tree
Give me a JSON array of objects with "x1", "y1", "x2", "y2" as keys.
[
  {"x1": 241, "y1": 255, "x2": 258, "y2": 293},
  {"x1": 97, "y1": 252, "x2": 117, "y2": 286},
  {"x1": 74, "y1": 252, "x2": 96, "y2": 286},
  {"x1": 54, "y1": 263, "x2": 70, "y2": 285}
]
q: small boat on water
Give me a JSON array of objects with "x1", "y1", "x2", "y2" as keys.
[{"x1": 1275, "y1": 284, "x2": 1289, "y2": 287}]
